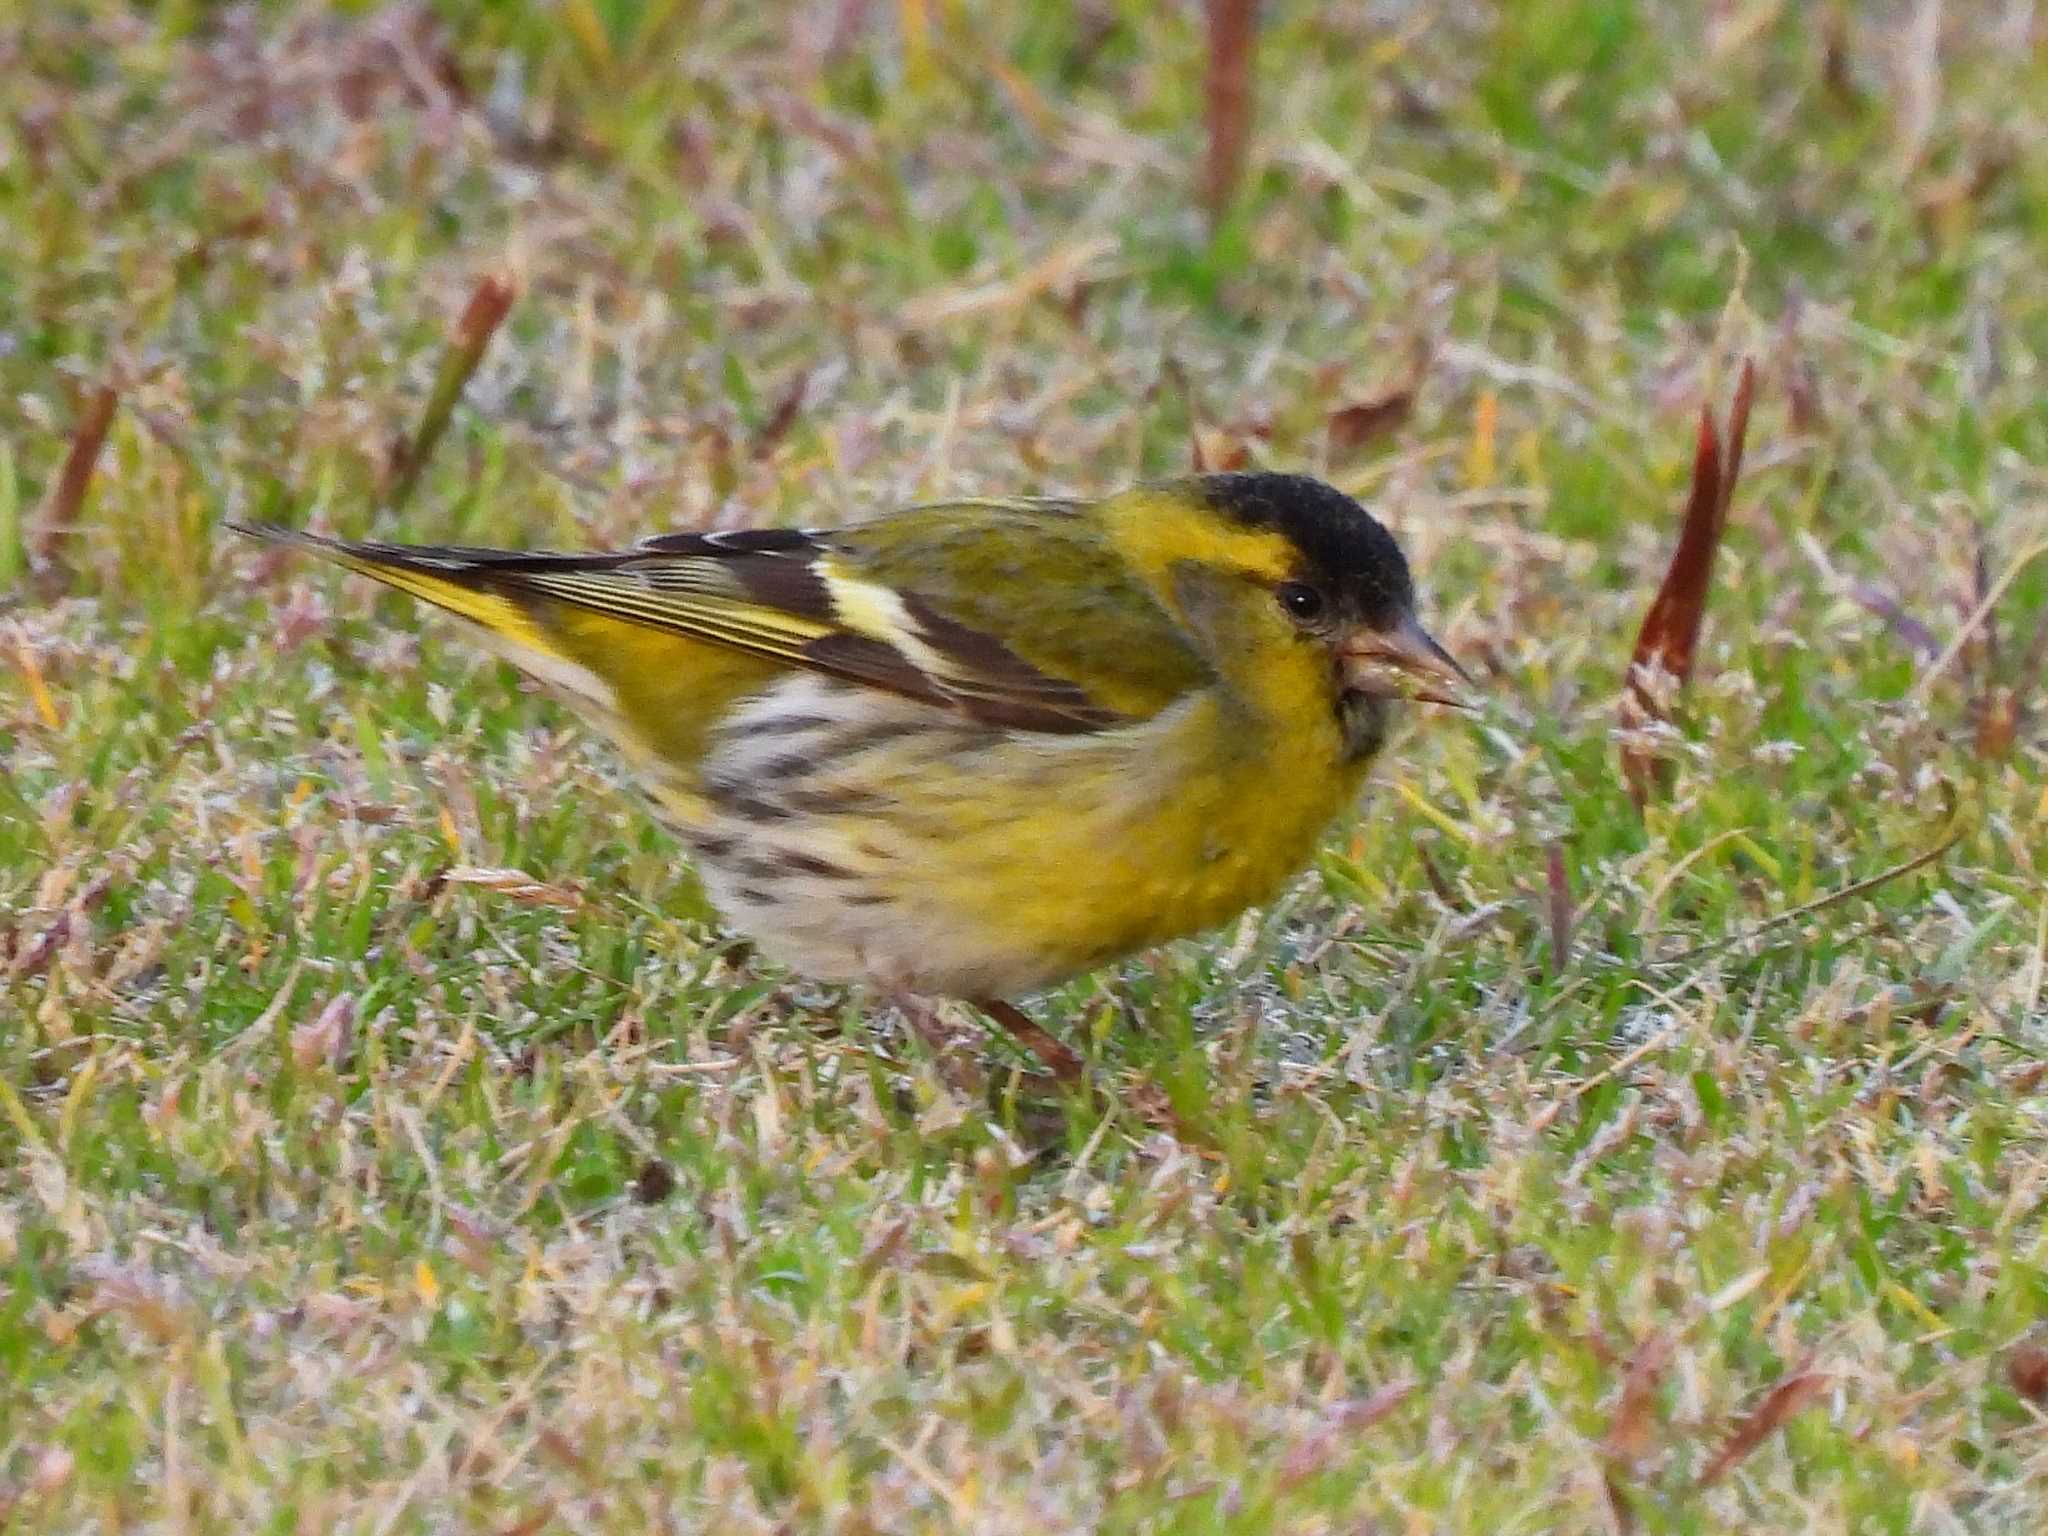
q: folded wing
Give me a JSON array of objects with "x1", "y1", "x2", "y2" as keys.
[{"x1": 231, "y1": 502, "x2": 1208, "y2": 736}]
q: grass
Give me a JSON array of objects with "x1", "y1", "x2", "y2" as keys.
[{"x1": 5, "y1": 1, "x2": 2048, "y2": 1530}]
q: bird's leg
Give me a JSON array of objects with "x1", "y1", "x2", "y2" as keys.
[
  {"x1": 974, "y1": 1000, "x2": 1188, "y2": 1136},
  {"x1": 980, "y1": 998, "x2": 1189, "y2": 1134},
  {"x1": 892, "y1": 994, "x2": 987, "y2": 1098},
  {"x1": 975, "y1": 998, "x2": 1086, "y2": 1085}
]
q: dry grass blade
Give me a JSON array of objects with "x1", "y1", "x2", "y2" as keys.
[
  {"x1": 1695, "y1": 1365, "x2": 1828, "y2": 1488},
  {"x1": 1619, "y1": 358, "x2": 1756, "y2": 806},
  {"x1": 1975, "y1": 684, "x2": 2019, "y2": 760},
  {"x1": 290, "y1": 995, "x2": 357, "y2": 1070},
  {"x1": 443, "y1": 864, "x2": 583, "y2": 911},
  {"x1": 2007, "y1": 1334, "x2": 2048, "y2": 1404},
  {"x1": 68, "y1": 1259, "x2": 194, "y2": 1347},
  {"x1": 1202, "y1": 0, "x2": 1259, "y2": 227},
  {"x1": 385, "y1": 273, "x2": 516, "y2": 513},
  {"x1": 1602, "y1": 1331, "x2": 1673, "y2": 1465},
  {"x1": 1163, "y1": 357, "x2": 1208, "y2": 472},
  {"x1": 752, "y1": 369, "x2": 810, "y2": 458},
  {"x1": 10, "y1": 912, "x2": 73, "y2": 981},
  {"x1": 1602, "y1": 1467, "x2": 1639, "y2": 1535},
  {"x1": 1852, "y1": 582, "x2": 1941, "y2": 658},
  {"x1": 1276, "y1": 1379, "x2": 1415, "y2": 1490},
  {"x1": 1909, "y1": 535, "x2": 2048, "y2": 705},
  {"x1": 1776, "y1": 294, "x2": 1825, "y2": 433},
  {"x1": 1327, "y1": 342, "x2": 1427, "y2": 463},
  {"x1": 1163, "y1": 356, "x2": 1248, "y2": 473},
  {"x1": 493, "y1": 1506, "x2": 557, "y2": 1536},
  {"x1": 897, "y1": 235, "x2": 1112, "y2": 329},
  {"x1": 1327, "y1": 385, "x2": 1415, "y2": 462},
  {"x1": 31, "y1": 383, "x2": 119, "y2": 585},
  {"x1": 10, "y1": 626, "x2": 62, "y2": 729},
  {"x1": 1545, "y1": 843, "x2": 1573, "y2": 975},
  {"x1": 1964, "y1": 530, "x2": 2019, "y2": 758}
]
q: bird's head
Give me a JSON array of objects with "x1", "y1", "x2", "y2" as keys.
[{"x1": 1110, "y1": 472, "x2": 1470, "y2": 760}]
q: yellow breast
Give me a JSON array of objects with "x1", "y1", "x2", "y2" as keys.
[{"x1": 960, "y1": 691, "x2": 1368, "y2": 982}]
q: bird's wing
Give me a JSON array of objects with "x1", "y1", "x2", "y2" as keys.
[{"x1": 232, "y1": 503, "x2": 1209, "y2": 734}]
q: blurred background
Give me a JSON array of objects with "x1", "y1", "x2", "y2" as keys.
[{"x1": 8, "y1": 2, "x2": 2044, "y2": 573}]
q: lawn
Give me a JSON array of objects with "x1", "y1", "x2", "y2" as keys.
[{"x1": 6, "y1": 2, "x2": 2048, "y2": 1531}]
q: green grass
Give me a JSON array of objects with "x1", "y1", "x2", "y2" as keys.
[{"x1": 6, "y1": 1, "x2": 2048, "y2": 1530}]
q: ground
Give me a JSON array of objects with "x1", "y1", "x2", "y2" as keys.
[{"x1": 5, "y1": 2, "x2": 2048, "y2": 1531}]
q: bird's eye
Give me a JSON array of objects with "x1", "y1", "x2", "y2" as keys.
[{"x1": 1276, "y1": 582, "x2": 1325, "y2": 622}]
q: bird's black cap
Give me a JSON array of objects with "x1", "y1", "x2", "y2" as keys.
[{"x1": 1192, "y1": 472, "x2": 1415, "y2": 627}]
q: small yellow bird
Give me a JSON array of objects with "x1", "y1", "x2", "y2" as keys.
[{"x1": 235, "y1": 473, "x2": 1466, "y2": 1079}]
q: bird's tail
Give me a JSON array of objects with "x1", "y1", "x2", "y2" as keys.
[
  {"x1": 227, "y1": 522, "x2": 785, "y2": 800},
  {"x1": 229, "y1": 521, "x2": 628, "y2": 710}
]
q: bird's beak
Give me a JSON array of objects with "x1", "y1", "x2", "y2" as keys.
[{"x1": 1339, "y1": 614, "x2": 1474, "y2": 708}]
